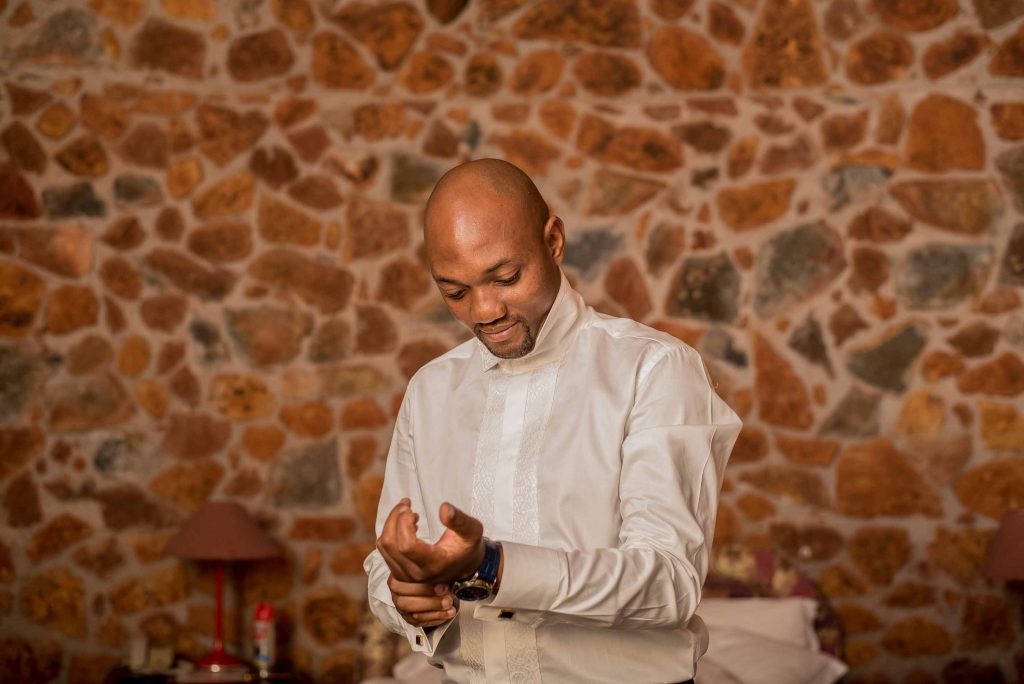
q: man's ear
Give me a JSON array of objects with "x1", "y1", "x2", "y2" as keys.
[{"x1": 544, "y1": 216, "x2": 565, "y2": 265}]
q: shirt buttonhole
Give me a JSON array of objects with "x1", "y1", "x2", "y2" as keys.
[
  {"x1": 498, "y1": 609, "x2": 515, "y2": 620},
  {"x1": 415, "y1": 635, "x2": 424, "y2": 646}
]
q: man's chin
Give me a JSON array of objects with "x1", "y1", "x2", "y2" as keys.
[{"x1": 478, "y1": 332, "x2": 534, "y2": 359}]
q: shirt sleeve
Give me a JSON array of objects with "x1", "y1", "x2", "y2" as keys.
[
  {"x1": 363, "y1": 387, "x2": 457, "y2": 656},
  {"x1": 473, "y1": 345, "x2": 742, "y2": 630}
]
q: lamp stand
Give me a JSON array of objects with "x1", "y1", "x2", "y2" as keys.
[{"x1": 195, "y1": 561, "x2": 246, "y2": 672}]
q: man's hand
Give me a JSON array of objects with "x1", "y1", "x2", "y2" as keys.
[
  {"x1": 388, "y1": 576, "x2": 457, "y2": 628},
  {"x1": 376, "y1": 498, "x2": 485, "y2": 585}
]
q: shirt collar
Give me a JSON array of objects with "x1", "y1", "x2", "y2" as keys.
[{"x1": 477, "y1": 271, "x2": 586, "y2": 374}]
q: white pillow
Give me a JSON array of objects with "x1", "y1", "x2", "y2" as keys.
[
  {"x1": 695, "y1": 596, "x2": 819, "y2": 650},
  {"x1": 702, "y1": 627, "x2": 847, "y2": 684}
]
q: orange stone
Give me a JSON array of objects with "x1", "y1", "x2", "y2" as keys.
[
  {"x1": 576, "y1": 114, "x2": 683, "y2": 172},
  {"x1": 729, "y1": 425, "x2": 768, "y2": 464},
  {"x1": 716, "y1": 179, "x2": 795, "y2": 231},
  {"x1": 873, "y1": 0, "x2": 958, "y2": 31},
  {"x1": 905, "y1": 94, "x2": 985, "y2": 172},
  {"x1": 736, "y1": 493, "x2": 774, "y2": 520},
  {"x1": 753, "y1": 332, "x2": 813, "y2": 428},
  {"x1": 923, "y1": 32, "x2": 988, "y2": 80},
  {"x1": 647, "y1": 27, "x2": 725, "y2": 91},
  {"x1": 954, "y1": 457, "x2": 1024, "y2": 520},
  {"x1": 881, "y1": 616, "x2": 952, "y2": 657},
  {"x1": 80, "y1": 93, "x2": 129, "y2": 140},
  {"x1": 288, "y1": 516, "x2": 356, "y2": 541},
  {"x1": 302, "y1": 587, "x2": 362, "y2": 644},
  {"x1": 19, "y1": 567, "x2": 86, "y2": 636},
  {"x1": 928, "y1": 527, "x2": 992, "y2": 585},
  {"x1": 109, "y1": 563, "x2": 189, "y2": 614},
  {"x1": 490, "y1": 130, "x2": 562, "y2": 175},
  {"x1": 100, "y1": 257, "x2": 142, "y2": 300},
  {"x1": 258, "y1": 195, "x2": 321, "y2": 246},
  {"x1": 192, "y1": 172, "x2": 255, "y2": 219},
  {"x1": 818, "y1": 564, "x2": 869, "y2": 599},
  {"x1": 209, "y1": 374, "x2": 275, "y2": 421},
  {"x1": 992, "y1": 102, "x2": 1024, "y2": 140},
  {"x1": 116, "y1": 335, "x2": 150, "y2": 377},
  {"x1": 242, "y1": 424, "x2": 286, "y2": 462},
  {"x1": 399, "y1": 51, "x2": 453, "y2": 94},
  {"x1": 45, "y1": 285, "x2": 98, "y2": 335},
  {"x1": 329, "y1": 540, "x2": 376, "y2": 574},
  {"x1": 280, "y1": 402, "x2": 334, "y2": 438},
  {"x1": 464, "y1": 53, "x2": 502, "y2": 97},
  {"x1": 511, "y1": 50, "x2": 564, "y2": 95},
  {"x1": 340, "y1": 397, "x2": 388, "y2": 430},
  {"x1": 167, "y1": 157, "x2": 203, "y2": 199},
  {"x1": 776, "y1": 434, "x2": 839, "y2": 466},
  {"x1": 895, "y1": 388, "x2": 945, "y2": 435},
  {"x1": 835, "y1": 439, "x2": 942, "y2": 518},
  {"x1": 55, "y1": 136, "x2": 109, "y2": 177},
  {"x1": 161, "y1": 412, "x2": 231, "y2": 460},
  {"x1": 134, "y1": 380, "x2": 168, "y2": 419},
  {"x1": 512, "y1": 0, "x2": 641, "y2": 48},
  {"x1": 355, "y1": 474, "x2": 385, "y2": 532},
  {"x1": 187, "y1": 222, "x2": 252, "y2": 263},
  {"x1": 346, "y1": 435, "x2": 378, "y2": 479},
  {"x1": 848, "y1": 526, "x2": 910, "y2": 584},
  {"x1": 847, "y1": 31, "x2": 914, "y2": 85},
  {"x1": 331, "y1": 2, "x2": 423, "y2": 69},
  {"x1": 603, "y1": 257, "x2": 652, "y2": 321},
  {"x1": 743, "y1": 0, "x2": 827, "y2": 89},
  {"x1": 956, "y1": 353, "x2": 1024, "y2": 396},
  {"x1": 36, "y1": 102, "x2": 77, "y2": 140},
  {"x1": 27, "y1": 514, "x2": 93, "y2": 562},
  {"x1": 738, "y1": 466, "x2": 828, "y2": 508},
  {"x1": 921, "y1": 350, "x2": 965, "y2": 380},
  {"x1": 150, "y1": 459, "x2": 224, "y2": 510},
  {"x1": 979, "y1": 400, "x2": 1024, "y2": 451}
]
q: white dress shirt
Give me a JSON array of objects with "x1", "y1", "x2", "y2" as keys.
[{"x1": 364, "y1": 273, "x2": 742, "y2": 683}]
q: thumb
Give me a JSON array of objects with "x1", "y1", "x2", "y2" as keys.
[{"x1": 440, "y1": 502, "x2": 482, "y2": 540}]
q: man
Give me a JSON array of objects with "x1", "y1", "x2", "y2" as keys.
[{"x1": 364, "y1": 159, "x2": 741, "y2": 683}]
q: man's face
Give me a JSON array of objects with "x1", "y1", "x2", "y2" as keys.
[{"x1": 425, "y1": 198, "x2": 563, "y2": 359}]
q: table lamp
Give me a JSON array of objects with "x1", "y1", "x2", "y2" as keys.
[
  {"x1": 164, "y1": 501, "x2": 280, "y2": 672},
  {"x1": 984, "y1": 509, "x2": 1024, "y2": 580}
]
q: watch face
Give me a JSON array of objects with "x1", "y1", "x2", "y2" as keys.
[{"x1": 453, "y1": 582, "x2": 491, "y2": 601}]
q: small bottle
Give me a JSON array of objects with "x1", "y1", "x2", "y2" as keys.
[{"x1": 252, "y1": 602, "x2": 275, "y2": 678}]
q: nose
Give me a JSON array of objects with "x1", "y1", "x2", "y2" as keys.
[{"x1": 469, "y1": 287, "x2": 506, "y2": 325}]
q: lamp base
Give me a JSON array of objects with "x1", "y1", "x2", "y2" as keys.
[{"x1": 194, "y1": 646, "x2": 249, "y2": 672}]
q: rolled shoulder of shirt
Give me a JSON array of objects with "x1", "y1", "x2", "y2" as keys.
[{"x1": 364, "y1": 548, "x2": 457, "y2": 656}]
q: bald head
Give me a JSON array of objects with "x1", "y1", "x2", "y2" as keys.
[{"x1": 424, "y1": 159, "x2": 550, "y2": 246}]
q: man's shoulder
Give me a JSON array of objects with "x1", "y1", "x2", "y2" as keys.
[
  {"x1": 405, "y1": 337, "x2": 477, "y2": 389},
  {"x1": 584, "y1": 310, "x2": 698, "y2": 359}
]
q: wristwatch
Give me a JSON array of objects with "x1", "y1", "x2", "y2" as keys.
[{"x1": 451, "y1": 538, "x2": 501, "y2": 601}]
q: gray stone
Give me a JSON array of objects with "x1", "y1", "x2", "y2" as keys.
[
  {"x1": 309, "y1": 319, "x2": 352, "y2": 363},
  {"x1": 114, "y1": 175, "x2": 163, "y2": 208},
  {"x1": 461, "y1": 121, "x2": 482, "y2": 149},
  {"x1": 268, "y1": 440, "x2": 341, "y2": 508},
  {"x1": 754, "y1": 222, "x2": 846, "y2": 318},
  {"x1": 996, "y1": 145, "x2": 1024, "y2": 212},
  {"x1": 0, "y1": 343, "x2": 56, "y2": 421},
  {"x1": 820, "y1": 386, "x2": 880, "y2": 437},
  {"x1": 189, "y1": 319, "x2": 229, "y2": 364},
  {"x1": 789, "y1": 315, "x2": 833, "y2": 376},
  {"x1": 666, "y1": 253, "x2": 740, "y2": 323},
  {"x1": 563, "y1": 229, "x2": 623, "y2": 279},
  {"x1": 390, "y1": 153, "x2": 443, "y2": 204},
  {"x1": 847, "y1": 325, "x2": 926, "y2": 393},
  {"x1": 701, "y1": 328, "x2": 747, "y2": 367},
  {"x1": 16, "y1": 9, "x2": 101, "y2": 64},
  {"x1": 1000, "y1": 223, "x2": 1024, "y2": 287},
  {"x1": 895, "y1": 244, "x2": 993, "y2": 310},
  {"x1": 824, "y1": 164, "x2": 891, "y2": 210},
  {"x1": 43, "y1": 182, "x2": 105, "y2": 218},
  {"x1": 93, "y1": 435, "x2": 152, "y2": 476}
]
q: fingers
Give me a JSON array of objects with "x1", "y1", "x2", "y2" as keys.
[
  {"x1": 403, "y1": 608, "x2": 456, "y2": 627},
  {"x1": 387, "y1": 576, "x2": 441, "y2": 597},
  {"x1": 439, "y1": 502, "x2": 484, "y2": 541},
  {"x1": 389, "y1": 577, "x2": 457, "y2": 628}
]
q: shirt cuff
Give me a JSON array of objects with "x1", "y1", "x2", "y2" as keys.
[
  {"x1": 405, "y1": 618, "x2": 456, "y2": 657},
  {"x1": 473, "y1": 540, "x2": 563, "y2": 626}
]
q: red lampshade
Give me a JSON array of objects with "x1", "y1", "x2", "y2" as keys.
[
  {"x1": 985, "y1": 509, "x2": 1024, "y2": 580},
  {"x1": 164, "y1": 501, "x2": 279, "y2": 561}
]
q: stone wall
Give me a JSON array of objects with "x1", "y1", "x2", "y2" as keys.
[{"x1": 1, "y1": 0, "x2": 1023, "y2": 682}]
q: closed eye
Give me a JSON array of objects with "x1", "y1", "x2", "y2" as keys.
[
  {"x1": 442, "y1": 289, "x2": 466, "y2": 300},
  {"x1": 495, "y1": 272, "x2": 520, "y2": 286}
]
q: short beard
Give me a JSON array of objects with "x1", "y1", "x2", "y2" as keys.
[{"x1": 476, "y1": 316, "x2": 536, "y2": 359}]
